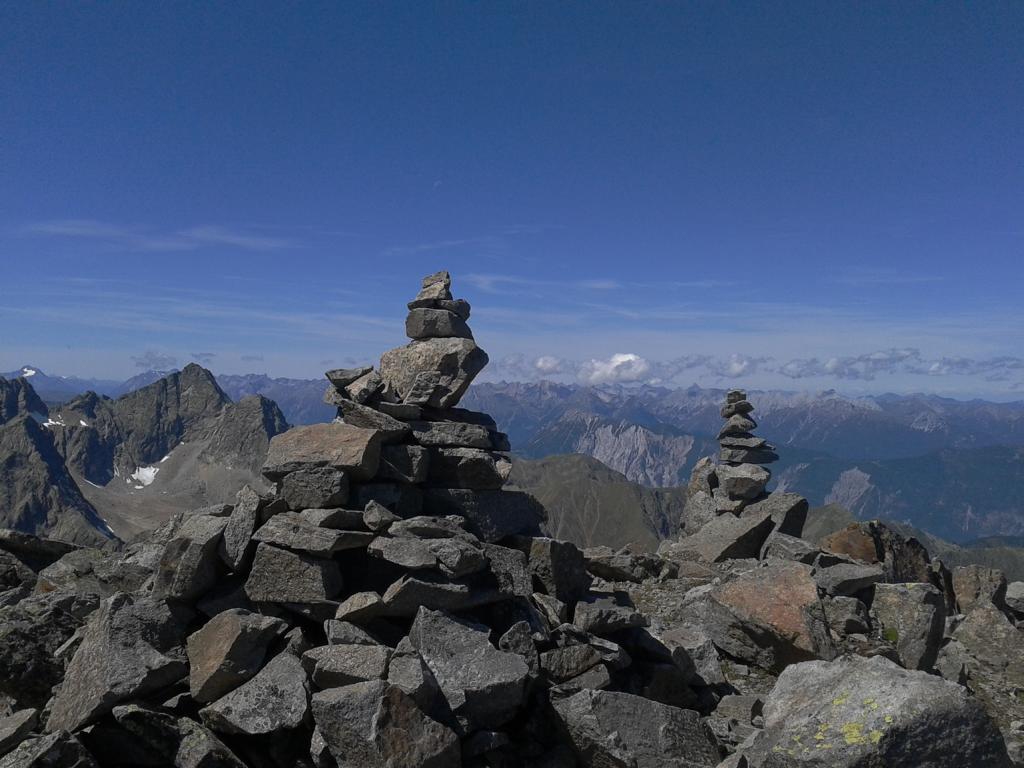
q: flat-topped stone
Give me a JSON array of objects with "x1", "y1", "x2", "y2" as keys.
[{"x1": 262, "y1": 422, "x2": 383, "y2": 481}]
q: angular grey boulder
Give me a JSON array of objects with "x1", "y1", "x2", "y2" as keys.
[
  {"x1": 426, "y1": 447, "x2": 511, "y2": 490},
  {"x1": 743, "y1": 654, "x2": 1011, "y2": 767},
  {"x1": 0, "y1": 731, "x2": 98, "y2": 768},
  {"x1": 0, "y1": 708, "x2": 38, "y2": 756},
  {"x1": 870, "y1": 582, "x2": 945, "y2": 670},
  {"x1": 301, "y1": 643, "x2": 391, "y2": 688},
  {"x1": 406, "y1": 308, "x2": 473, "y2": 340},
  {"x1": 278, "y1": 467, "x2": 349, "y2": 510},
  {"x1": 244, "y1": 543, "x2": 343, "y2": 604},
  {"x1": 665, "y1": 510, "x2": 776, "y2": 563},
  {"x1": 716, "y1": 464, "x2": 770, "y2": 501},
  {"x1": 220, "y1": 485, "x2": 265, "y2": 572},
  {"x1": 379, "y1": 337, "x2": 488, "y2": 409},
  {"x1": 252, "y1": 513, "x2": 372, "y2": 556},
  {"x1": 311, "y1": 680, "x2": 459, "y2": 768},
  {"x1": 552, "y1": 689, "x2": 720, "y2": 768},
  {"x1": 152, "y1": 514, "x2": 226, "y2": 601},
  {"x1": 47, "y1": 593, "x2": 188, "y2": 732},
  {"x1": 262, "y1": 423, "x2": 383, "y2": 482},
  {"x1": 527, "y1": 537, "x2": 590, "y2": 603},
  {"x1": 408, "y1": 608, "x2": 529, "y2": 729},
  {"x1": 200, "y1": 652, "x2": 309, "y2": 736},
  {"x1": 186, "y1": 608, "x2": 288, "y2": 703}
]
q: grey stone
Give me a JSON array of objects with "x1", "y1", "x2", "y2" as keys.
[
  {"x1": 715, "y1": 464, "x2": 770, "y2": 500},
  {"x1": 379, "y1": 337, "x2": 488, "y2": 409},
  {"x1": 541, "y1": 645, "x2": 601, "y2": 683},
  {"x1": 252, "y1": 513, "x2": 372, "y2": 556},
  {"x1": 410, "y1": 420, "x2": 492, "y2": 448},
  {"x1": 426, "y1": 447, "x2": 511, "y2": 489},
  {"x1": 718, "y1": 414, "x2": 757, "y2": 438},
  {"x1": 311, "y1": 681, "x2": 459, "y2": 768},
  {"x1": 152, "y1": 514, "x2": 226, "y2": 601},
  {"x1": 0, "y1": 732, "x2": 98, "y2": 768},
  {"x1": 406, "y1": 308, "x2": 473, "y2": 340},
  {"x1": 325, "y1": 366, "x2": 374, "y2": 388},
  {"x1": 953, "y1": 564, "x2": 1008, "y2": 613},
  {"x1": 244, "y1": 543, "x2": 343, "y2": 604},
  {"x1": 870, "y1": 582, "x2": 946, "y2": 670},
  {"x1": 387, "y1": 638, "x2": 444, "y2": 712},
  {"x1": 814, "y1": 562, "x2": 884, "y2": 596},
  {"x1": 186, "y1": 608, "x2": 288, "y2": 703},
  {"x1": 0, "y1": 709, "x2": 38, "y2": 756},
  {"x1": 362, "y1": 500, "x2": 400, "y2": 532},
  {"x1": 666, "y1": 510, "x2": 776, "y2": 563},
  {"x1": 381, "y1": 574, "x2": 499, "y2": 617},
  {"x1": 760, "y1": 532, "x2": 817, "y2": 564},
  {"x1": 377, "y1": 400, "x2": 423, "y2": 420},
  {"x1": 334, "y1": 398, "x2": 411, "y2": 442},
  {"x1": 528, "y1": 537, "x2": 590, "y2": 602},
  {"x1": 344, "y1": 369, "x2": 383, "y2": 403},
  {"x1": 376, "y1": 444, "x2": 429, "y2": 484},
  {"x1": 681, "y1": 457, "x2": 719, "y2": 536},
  {"x1": 335, "y1": 591, "x2": 384, "y2": 623},
  {"x1": 409, "y1": 608, "x2": 529, "y2": 729},
  {"x1": 716, "y1": 694, "x2": 763, "y2": 725},
  {"x1": 552, "y1": 689, "x2": 721, "y2": 768},
  {"x1": 823, "y1": 595, "x2": 870, "y2": 636},
  {"x1": 499, "y1": 620, "x2": 540, "y2": 677},
  {"x1": 1006, "y1": 581, "x2": 1024, "y2": 616},
  {"x1": 324, "y1": 620, "x2": 380, "y2": 646},
  {"x1": 744, "y1": 654, "x2": 1011, "y2": 767},
  {"x1": 484, "y1": 543, "x2": 532, "y2": 597},
  {"x1": 221, "y1": 485, "x2": 264, "y2": 572},
  {"x1": 46, "y1": 594, "x2": 188, "y2": 732},
  {"x1": 407, "y1": 297, "x2": 471, "y2": 320},
  {"x1": 262, "y1": 423, "x2": 383, "y2": 481},
  {"x1": 573, "y1": 592, "x2": 645, "y2": 635},
  {"x1": 32, "y1": 548, "x2": 148, "y2": 599},
  {"x1": 422, "y1": 488, "x2": 546, "y2": 543},
  {"x1": 389, "y1": 515, "x2": 466, "y2": 539},
  {"x1": 415, "y1": 270, "x2": 453, "y2": 302},
  {"x1": 200, "y1": 652, "x2": 309, "y2": 736},
  {"x1": 404, "y1": 371, "x2": 442, "y2": 406},
  {"x1": 300, "y1": 507, "x2": 365, "y2": 529},
  {"x1": 739, "y1": 492, "x2": 807, "y2": 538},
  {"x1": 278, "y1": 467, "x2": 349, "y2": 510},
  {"x1": 350, "y1": 481, "x2": 423, "y2": 517},
  {"x1": 302, "y1": 643, "x2": 391, "y2": 688},
  {"x1": 719, "y1": 447, "x2": 780, "y2": 465}
]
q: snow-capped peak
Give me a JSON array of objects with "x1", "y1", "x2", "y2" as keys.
[{"x1": 21, "y1": 366, "x2": 37, "y2": 377}]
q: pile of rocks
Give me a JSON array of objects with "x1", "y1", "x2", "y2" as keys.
[
  {"x1": 714, "y1": 389, "x2": 778, "y2": 515},
  {"x1": 0, "y1": 273, "x2": 1019, "y2": 768}
]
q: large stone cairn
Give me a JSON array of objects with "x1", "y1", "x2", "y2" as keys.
[
  {"x1": 714, "y1": 389, "x2": 778, "y2": 515},
  {"x1": 0, "y1": 274, "x2": 1017, "y2": 767}
]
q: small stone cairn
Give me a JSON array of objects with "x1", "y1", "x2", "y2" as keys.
[{"x1": 713, "y1": 389, "x2": 779, "y2": 515}]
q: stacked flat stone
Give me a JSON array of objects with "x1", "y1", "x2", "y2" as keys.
[{"x1": 713, "y1": 389, "x2": 779, "y2": 515}]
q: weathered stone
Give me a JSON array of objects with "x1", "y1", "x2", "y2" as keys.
[
  {"x1": 302, "y1": 643, "x2": 391, "y2": 688},
  {"x1": 0, "y1": 708, "x2": 38, "y2": 756},
  {"x1": 220, "y1": 486, "x2": 265, "y2": 572},
  {"x1": 410, "y1": 420, "x2": 492, "y2": 448},
  {"x1": 422, "y1": 488, "x2": 545, "y2": 542},
  {"x1": 407, "y1": 297, "x2": 470, "y2": 320},
  {"x1": 715, "y1": 464, "x2": 770, "y2": 500},
  {"x1": 47, "y1": 594, "x2": 188, "y2": 732},
  {"x1": 187, "y1": 608, "x2": 288, "y2": 703},
  {"x1": 823, "y1": 595, "x2": 870, "y2": 635},
  {"x1": 499, "y1": 620, "x2": 540, "y2": 677},
  {"x1": 379, "y1": 337, "x2": 488, "y2": 409},
  {"x1": 32, "y1": 548, "x2": 149, "y2": 599},
  {"x1": 415, "y1": 270, "x2": 453, "y2": 302},
  {"x1": 368, "y1": 536, "x2": 439, "y2": 570},
  {"x1": 573, "y1": 592, "x2": 645, "y2": 635},
  {"x1": 718, "y1": 414, "x2": 757, "y2": 438},
  {"x1": 350, "y1": 482, "x2": 423, "y2": 517},
  {"x1": 814, "y1": 562, "x2": 884, "y2": 596},
  {"x1": 541, "y1": 645, "x2": 601, "y2": 683},
  {"x1": 325, "y1": 366, "x2": 374, "y2": 388},
  {"x1": 244, "y1": 543, "x2": 343, "y2": 604},
  {"x1": 252, "y1": 513, "x2": 372, "y2": 556},
  {"x1": 389, "y1": 515, "x2": 466, "y2": 539},
  {"x1": 376, "y1": 444, "x2": 429, "y2": 484},
  {"x1": 152, "y1": 514, "x2": 226, "y2": 601},
  {"x1": 311, "y1": 681, "x2": 459, "y2": 768},
  {"x1": 870, "y1": 582, "x2": 945, "y2": 670},
  {"x1": 719, "y1": 446, "x2": 780, "y2": 465},
  {"x1": 335, "y1": 591, "x2": 384, "y2": 623},
  {"x1": 820, "y1": 521, "x2": 933, "y2": 584},
  {"x1": 324, "y1": 619, "x2": 380, "y2": 646},
  {"x1": 1006, "y1": 581, "x2": 1024, "y2": 616},
  {"x1": 406, "y1": 308, "x2": 473, "y2": 340},
  {"x1": 584, "y1": 548, "x2": 673, "y2": 583},
  {"x1": 716, "y1": 694, "x2": 763, "y2": 724},
  {"x1": 200, "y1": 652, "x2": 309, "y2": 736},
  {"x1": 409, "y1": 608, "x2": 529, "y2": 729},
  {"x1": 334, "y1": 398, "x2": 411, "y2": 442},
  {"x1": 362, "y1": 500, "x2": 400, "y2": 532},
  {"x1": 528, "y1": 537, "x2": 590, "y2": 602},
  {"x1": 344, "y1": 369, "x2": 383, "y2": 404},
  {"x1": 108, "y1": 706, "x2": 247, "y2": 768},
  {"x1": 377, "y1": 400, "x2": 423, "y2": 420},
  {"x1": 665, "y1": 510, "x2": 776, "y2": 563},
  {"x1": 760, "y1": 532, "x2": 817, "y2": 563},
  {"x1": 0, "y1": 731, "x2": 98, "y2": 768},
  {"x1": 426, "y1": 447, "x2": 511, "y2": 489},
  {"x1": 381, "y1": 574, "x2": 499, "y2": 617},
  {"x1": 692, "y1": 561, "x2": 834, "y2": 673},
  {"x1": 953, "y1": 564, "x2": 1008, "y2": 613},
  {"x1": 387, "y1": 637, "x2": 444, "y2": 712},
  {"x1": 744, "y1": 654, "x2": 1011, "y2": 767},
  {"x1": 299, "y1": 507, "x2": 365, "y2": 529},
  {"x1": 262, "y1": 423, "x2": 383, "y2": 481},
  {"x1": 0, "y1": 530, "x2": 79, "y2": 571},
  {"x1": 552, "y1": 689, "x2": 721, "y2": 768},
  {"x1": 721, "y1": 399, "x2": 755, "y2": 418},
  {"x1": 484, "y1": 543, "x2": 532, "y2": 597},
  {"x1": 278, "y1": 467, "x2": 349, "y2": 510},
  {"x1": 740, "y1": 492, "x2": 807, "y2": 538}
]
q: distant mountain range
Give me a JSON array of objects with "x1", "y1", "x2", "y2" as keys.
[
  {"x1": 0, "y1": 365, "x2": 287, "y2": 544},
  {"x1": 7, "y1": 365, "x2": 1024, "y2": 542}
]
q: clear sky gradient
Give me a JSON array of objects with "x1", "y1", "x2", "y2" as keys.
[{"x1": 2, "y1": 3, "x2": 1022, "y2": 397}]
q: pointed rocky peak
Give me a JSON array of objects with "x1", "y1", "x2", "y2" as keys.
[
  {"x1": 201, "y1": 395, "x2": 290, "y2": 474},
  {"x1": 0, "y1": 376, "x2": 49, "y2": 425}
]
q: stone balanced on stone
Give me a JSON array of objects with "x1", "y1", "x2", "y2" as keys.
[{"x1": 713, "y1": 388, "x2": 779, "y2": 514}]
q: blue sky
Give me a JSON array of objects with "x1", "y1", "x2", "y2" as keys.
[{"x1": 1, "y1": 3, "x2": 1022, "y2": 397}]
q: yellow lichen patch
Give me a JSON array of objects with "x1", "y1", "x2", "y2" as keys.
[
  {"x1": 814, "y1": 723, "x2": 832, "y2": 741},
  {"x1": 832, "y1": 693, "x2": 849, "y2": 706},
  {"x1": 871, "y1": 730, "x2": 884, "y2": 744},
  {"x1": 862, "y1": 697, "x2": 879, "y2": 710},
  {"x1": 841, "y1": 722, "x2": 867, "y2": 745},
  {"x1": 884, "y1": 715, "x2": 894, "y2": 724}
]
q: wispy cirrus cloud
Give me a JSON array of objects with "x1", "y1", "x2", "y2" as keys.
[{"x1": 23, "y1": 219, "x2": 298, "y2": 252}]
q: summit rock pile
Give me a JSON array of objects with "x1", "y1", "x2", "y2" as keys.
[{"x1": 0, "y1": 274, "x2": 1019, "y2": 767}]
